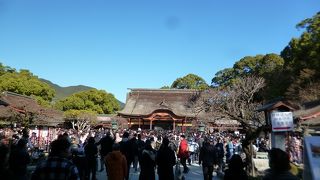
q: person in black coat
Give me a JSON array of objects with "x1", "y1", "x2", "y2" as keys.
[
  {"x1": 224, "y1": 154, "x2": 248, "y2": 180},
  {"x1": 215, "y1": 137, "x2": 225, "y2": 173},
  {"x1": 136, "y1": 134, "x2": 145, "y2": 170},
  {"x1": 139, "y1": 139, "x2": 156, "y2": 180},
  {"x1": 120, "y1": 131, "x2": 135, "y2": 180},
  {"x1": 156, "y1": 137, "x2": 176, "y2": 180},
  {"x1": 96, "y1": 132, "x2": 114, "y2": 172},
  {"x1": 199, "y1": 139, "x2": 217, "y2": 180},
  {"x1": 0, "y1": 144, "x2": 12, "y2": 180},
  {"x1": 9, "y1": 138, "x2": 30, "y2": 180},
  {"x1": 84, "y1": 137, "x2": 98, "y2": 180}
]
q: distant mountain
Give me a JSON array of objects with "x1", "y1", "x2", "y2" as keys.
[
  {"x1": 40, "y1": 79, "x2": 125, "y2": 108},
  {"x1": 40, "y1": 79, "x2": 94, "y2": 100}
]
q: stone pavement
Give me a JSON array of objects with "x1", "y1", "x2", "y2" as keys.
[{"x1": 96, "y1": 162, "x2": 222, "y2": 180}]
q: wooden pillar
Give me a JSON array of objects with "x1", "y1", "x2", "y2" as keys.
[
  {"x1": 182, "y1": 118, "x2": 185, "y2": 133},
  {"x1": 38, "y1": 126, "x2": 40, "y2": 147},
  {"x1": 173, "y1": 120, "x2": 176, "y2": 131},
  {"x1": 138, "y1": 118, "x2": 141, "y2": 128},
  {"x1": 150, "y1": 120, "x2": 153, "y2": 130}
]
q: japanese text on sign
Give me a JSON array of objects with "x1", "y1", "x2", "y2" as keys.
[{"x1": 270, "y1": 112, "x2": 293, "y2": 132}]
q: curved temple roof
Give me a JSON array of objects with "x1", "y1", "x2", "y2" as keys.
[
  {"x1": 0, "y1": 91, "x2": 64, "y2": 126},
  {"x1": 118, "y1": 89, "x2": 201, "y2": 118}
]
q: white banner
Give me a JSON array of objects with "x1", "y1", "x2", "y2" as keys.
[{"x1": 270, "y1": 112, "x2": 293, "y2": 132}]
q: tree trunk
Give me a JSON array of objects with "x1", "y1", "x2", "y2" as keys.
[
  {"x1": 242, "y1": 131, "x2": 255, "y2": 177},
  {"x1": 242, "y1": 126, "x2": 266, "y2": 177}
]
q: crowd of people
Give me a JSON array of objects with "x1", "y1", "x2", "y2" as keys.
[{"x1": 0, "y1": 127, "x2": 303, "y2": 180}]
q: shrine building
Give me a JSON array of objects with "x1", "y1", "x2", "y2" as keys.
[
  {"x1": 118, "y1": 88, "x2": 200, "y2": 131},
  {"x1": 118, "y1": 88, "x2": 241, "y2": 131}
]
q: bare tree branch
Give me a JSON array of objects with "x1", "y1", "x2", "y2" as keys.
[{"x1": 188, "y1": 76, "x2": 266, "y2": 130}]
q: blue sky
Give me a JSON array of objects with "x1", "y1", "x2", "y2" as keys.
[{"x1": 0, "y1": 0, "x2": 319, "y2": 102}]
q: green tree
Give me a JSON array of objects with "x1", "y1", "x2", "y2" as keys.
[
  {"x1": 211, "y1": 68, "x2": 237, "y2": 87},
  {"x1": 212, "y1": 54, "x2": 285, "y2": 100},
  {"x1": 0, "y1": 69, "x2": 55, "y2": 103},
  {"x1": 160, "y1": 85, "x2": 170, "y2": 89},
  {"x1": 55, "y1": 89, "x2": 120, "y2": 114},
  {"x1": 234, "y1": 54, "x2": 284, "y2": 76},
  {"x1": 0, "y1": 63, "x2": 16, "y2": 76},
  {"x1": 171, "y1": 74, "x2": 209, "y2": 90},
  {"x1": 212, "y1": 54, "x2": 284, "y2": 86},
  {"x1": 64, "y1": 109, "x2": 97, "y2": 131},
  {"x1": 281, "y1": 12, "x2": 320, "y2": 102},
  {"x1": 281, "y1": 12, "x2": 320, "y2": 75}
]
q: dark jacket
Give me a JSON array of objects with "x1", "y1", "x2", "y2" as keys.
[
  {"x1": 262, "y1": 169, "x2": 299, "y2": 180},
  {"x1": 137, "y1": 139, "x2": 145, "y2": 160},
  {"x1": 120, "y1": 138, "x2": 135, "y2": 162},
  {"x1": 96, "y1": 135, "x2": 114, "y2": 157},
  {"x1": 156, "y1": 145, "x2": 176, "y2": 180},
  {"x1": 139, "y1": 149, "x2": 156, "y2": 180},
  {"x1": 224, "y1": 154, "x2": 248, "y2": 180},
  {"x1": 215, "y1": 142, "x2": 225, "y2": 159},
  {"x1": 199, "y1": 142, "x2": 217, "y2": 166},
  {"x1": 85, "y1": 143, "x2": 98, "y2": 159},
  {"x1": 224, "y1": 168, "x2": 248, "y2": 180},
  {"x1": 9, "y1": 145, "x2": 30, "y2": 176}
]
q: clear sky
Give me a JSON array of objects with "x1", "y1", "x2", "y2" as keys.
[{"x1": 0, "y1": 0, "x2": 319, "y2": 102}]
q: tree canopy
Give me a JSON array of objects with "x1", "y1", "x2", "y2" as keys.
[
  {"x1": 281, "y1": 12, "x2": 320, "y2": 75},
  {"x1": 171, "y1": 73, "x2": 209, "y2": 90},
  {"x1": 64, "y1": 109, "x2": 97, "y2": 131},
  {"x1": 211, "y1": 54, "x2": 285, "y2": 100},
  {"x1": 55, "y1": 89, "x2": 120, "y2": 114},
  {"x1": 212, "y1": 54, "x2": 284, "y2": 86},
  {"x1": 280, "y1": 12, "x2": 320, "y2": 102},
  {"x1": 0, "y1": 63, "x2": 16, "y2": 75},
  {"x1": 160, "y1": 85, "x2": 170, "y2": 89},
  {"x1": 211, "y1": 12, "x2": 320, "y2": 103},
  {"x1": 0, "y1": 67, "x2": 55, "y2": 104}
]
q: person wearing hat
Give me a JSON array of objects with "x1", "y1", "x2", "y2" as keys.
[{"x1": 199, "y1": 138, "x2": 217, "y2": 180}]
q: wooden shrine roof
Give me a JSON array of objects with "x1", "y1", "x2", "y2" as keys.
[
  {"x1": 256, "y1": 100, "x2": 296, "y2": 112},
  {"x1": 0, "y1": 91, "x2": 64, "y2": 126},
  {"x1": 295, "y1": 100, "x2": 320, "y2": 126},
  {"x1": 118, "y1": 89, "x2": 202, "y2": 118}
]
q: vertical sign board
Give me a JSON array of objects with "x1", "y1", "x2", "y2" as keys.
[{"x1": 270, "y1": 112, "x2": 294, "y2": 132}]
